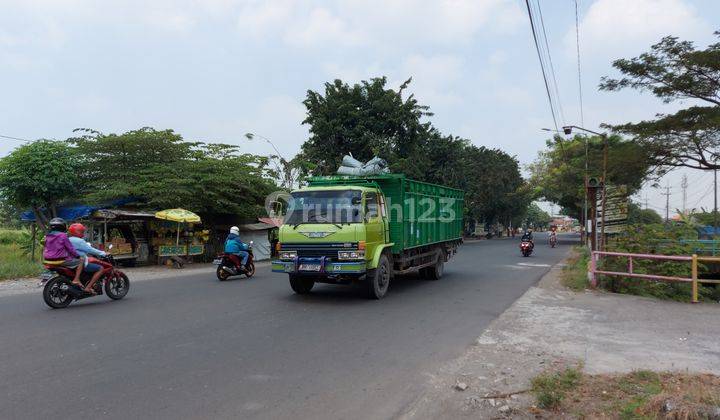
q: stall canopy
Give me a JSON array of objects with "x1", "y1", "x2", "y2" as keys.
[
  {"x1": 20, "y1": 198, "x2": 139, "y2": 222},
  {"x1": 155, "y1": 208, "x2": 202, "y2": 247}
]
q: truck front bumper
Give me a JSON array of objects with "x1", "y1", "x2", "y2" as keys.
[{"x1": 272, "y1": 257, "x2": 366, "y2": 275}]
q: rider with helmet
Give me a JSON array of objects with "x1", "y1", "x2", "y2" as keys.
[
  {"x1": 224, "y1": 226, "x2": 249, "y2": 270},
  {"x1": 42, "y1": 218, "x2": 84, "y2": 288},
  {"x1": 521, "y1": 229, "x2": 535, "y2": 251},
  {"x1": 68, "y1": 223, "x2": 108, "y2": 294}
]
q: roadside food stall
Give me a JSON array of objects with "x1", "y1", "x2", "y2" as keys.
[
  {"x1": 89, "y1": 209, "x2": 157, "y2": 264},
  {"x1": 152, "y1": 209, "x2": 209, "y2": 267}
]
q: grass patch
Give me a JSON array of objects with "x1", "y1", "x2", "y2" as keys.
[
  {"x1": 561, "y1": 246, "x2": 590, "y2": 291},
  {"x1": 531, "y1": 366, "x2": 582, "y2": 409},
  {"x1": 0, "y1": 228, "x2": 43, "y2": 280},
  {"x1": 530, "y1": 369, "x2": 720, "y2": 419}
]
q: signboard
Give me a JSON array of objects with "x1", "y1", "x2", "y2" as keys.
[
  {"x1": 158, "y1": 245, "x2": 205, "y2": 257},
  {"x1": 597, "y1": 185, "x2": 628, "y2": 233}
]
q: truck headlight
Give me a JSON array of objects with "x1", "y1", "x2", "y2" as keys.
[
  {"x1": 279, "y1": 250, "x2": 297, "y2": 260},
  {"x1": 338, "y1": 250, "x2": 365, "y2": 260}
]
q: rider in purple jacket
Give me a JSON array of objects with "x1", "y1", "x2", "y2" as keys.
[{"x1": 43, "y1": 218, "x2": 84, "y2": 288}]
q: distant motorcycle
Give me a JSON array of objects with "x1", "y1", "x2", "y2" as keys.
[
  {"x1": 214, "y1": 241, "x2": 255, "y2": 281},
  {"x1": 549, "y1": 234, "x2": 557, "y2": 248},
  {"x1": 40, "y1": 249, "x2": 129, "y2": 309},
  {"x1": 520, "y1": 241, "x2": 534, "y2": 257}
]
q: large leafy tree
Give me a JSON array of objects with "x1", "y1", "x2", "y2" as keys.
[
  {"x1": 302, "y1": 76, "x2": 531, "y2": 227},
  {"x1": 458, "y1": 145, "x2": 529, "y2": 227},
  {"x1": 600, "y1": 31, "x2": 720, "y2": 172},
  {"x1": 525, "y1": 203, "x2": 552, "y2": 229},
  {"x1": 301, "y1": 77, "x2": 434, "y2": 178},
  {"x1": 530, "y1": 135, "x2": 651, "y2": 219},
  {"x1": 0, "y1": 140, "x2": 82, "y2": 230},
  {"x1": 69, "y1": 128, "x2": 276, "y2": 220}
]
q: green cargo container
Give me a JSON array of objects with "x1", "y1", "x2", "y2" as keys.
[{"x1": 307, "y1": 174, "x2": 464, "y2": 253}]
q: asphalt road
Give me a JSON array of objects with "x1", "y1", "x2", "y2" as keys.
[{"x1": 0, "y1": 234, "x2": 572, "y2": 420}]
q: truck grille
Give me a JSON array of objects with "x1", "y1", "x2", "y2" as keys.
[{"x1": 281, "y1": 243, "x2": 358, "y2": 259}]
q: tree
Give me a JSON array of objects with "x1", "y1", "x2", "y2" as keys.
[
  {"x1": 525, "y1": 203, "x2": 552, "y2": 229},
  {"x1": 0, "y1": 140, "x2": 81, "y2": 230},
  {"x1": 459, "y1": 145, "x2": 529, "y2": 228},
  {"x1": 301, "y1": 77, "x2": 434, "y2": 177},
  {"x1": 627, "y1": 202, "x2": 663, "y2": 225},
  {"x1": 600, "y1": 31, "x2": 720, "y2": 172},
  {"x1": 530, "y1": 134, "x2": 651, "y2": 219},
  {"x1": 70, "y1": 128, "x2": 277, "y2": 220}
]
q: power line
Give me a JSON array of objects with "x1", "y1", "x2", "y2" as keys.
[
  {"x1": 0, "y1": 134, "x2": 32, "y2": 143},
  {"x1": 574, "y1": 0, "x2": 584, "y2": 127},
  {"x1": 524, "y1": 0, "x2": 559, "y2": 132},
  {"x1": 534, "y1": 0, "x2": 565, "y2": 126}
]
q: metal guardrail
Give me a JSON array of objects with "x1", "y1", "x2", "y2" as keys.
[{"x1": 590, "y1": 251, "x2": 720, "y2": 303}]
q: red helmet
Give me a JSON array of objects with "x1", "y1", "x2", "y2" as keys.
[{"x1": 68, "y1": 223, "x2": 87, "y2": 238}]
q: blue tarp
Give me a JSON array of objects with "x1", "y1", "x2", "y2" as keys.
[
  {"x1": 20, "y1": 198, "x2": 140, "y2": 222},
  {"x1": 698, "y1": 226, "x2": 720, "y2": 238}
]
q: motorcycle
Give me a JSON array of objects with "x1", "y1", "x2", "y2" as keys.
[
  {"x1": 39, "y1": 249, "x2": 129, "y2": 309},
  {"x1": 520, "y1": 241, "x2": 534, "y2": 257},
  {"x1": 549, "y1": 234, "x2": 557, "y2": 248},
  {"x1": 214, "y1": 241, "x2": 255, "y2": 281}
]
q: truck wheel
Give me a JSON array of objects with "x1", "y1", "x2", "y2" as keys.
[
  {"x1": 289, "y1": 275, "x2": 314, "y2": 294},
  {"x1": 426, "y1": 251, "x2": 445, "y2": 280},
  {"x1": 366, "y1": 254, "x2": 390, "y2": 299}
]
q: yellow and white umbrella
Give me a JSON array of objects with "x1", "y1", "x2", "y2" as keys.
[{"x1": 155, "y1": 208, "x2": 202, "y2": 247}]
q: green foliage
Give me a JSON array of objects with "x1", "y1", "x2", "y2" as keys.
[
  {"x1": 603, "y1": 224, "x2": 719, "y2": 301},
  {"x1": 301, "y1": 76, "x2": 531, "y2": 226},
  {"x1": 562, "y1": 246, "x2": 590, "y2": 291},
  {"x1": 0, "y1": 229, "x2": 42, "y2": 280},
  {"x1": 627, "y1": 202, "x2": 663, "y2": 225},
  {"x1": 525, "y1": 203, "x2": 552, "y2": 229},
  {"x1": 601, "y1": 31, "x2": 720, "y2": 172},
  {"x1": 67, "y1": 128, "x2": 277, "y2": 220},
  {"x1": 691, "y1": 210, "x2": 720, "y2": 226},
  {"x1": 531, "y1": 367, "x2": 582, "y2": 409},
  {"x1": 530, "y1": 134, "x2": 651, "y2": 219},
  {"x1": 0, "y1": 140, "x2": 81, "y2": 229},
  {"x1": 301, "y1": 77, "x2": 433, "y2": 177}
]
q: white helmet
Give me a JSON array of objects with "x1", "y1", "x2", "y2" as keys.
[{"x1": 230, "y1": 226, "x2": 240, "y2": 235}]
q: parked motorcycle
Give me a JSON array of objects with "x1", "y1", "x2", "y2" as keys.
[
  {"x1": 40, "y1": 250, "x2": 129, "y2": 309},
  {"x1": 214, "y1": 241, "x2": 255, "y2": 281},
  {"x1": 520, "y1": 241, "x2": 534, "y2": 257}
]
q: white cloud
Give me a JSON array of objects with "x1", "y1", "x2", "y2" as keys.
[
  {"x1": 285, "y1": 7, "x2": 364, "y2": 47},
  {"x1": 568, "y1": 0, "x2": 710, "y2": 59},
  {"x1": 396, "y1": 54, "x2": 465, "y2": 107}
]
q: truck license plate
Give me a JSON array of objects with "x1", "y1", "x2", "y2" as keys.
[{"x1": 299, "y1": 264, "x2": 321, "y2": 272}]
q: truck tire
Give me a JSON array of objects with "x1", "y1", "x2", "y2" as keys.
[
  {"x1": 366, "y1": 254, "x2": 391, "y2": 299},
  {"x1": 425, "y1": 250, "x2": 445, "y2": 280},
  {"x1": 289, "y1": 275, "x2": 314, "y2": 294}
]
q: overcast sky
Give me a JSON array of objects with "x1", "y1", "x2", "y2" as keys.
[{"x1": 1, "y1": 0, "x2": 718, "y2": 215}]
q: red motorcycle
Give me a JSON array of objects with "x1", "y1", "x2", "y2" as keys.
[
  {"x1": 214, "y1": 242, "x2": 255, "y2": 281},
  {"x1": 520, "y1": 241, "x2": 534, "y2": 257},
  {"x1": 39, "y1": 254, "x2": 130, "y2": 309}
]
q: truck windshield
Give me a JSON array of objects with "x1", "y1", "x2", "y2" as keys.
[{"x1": 286, "y1": 190, "x2": 362, "y2": 225}]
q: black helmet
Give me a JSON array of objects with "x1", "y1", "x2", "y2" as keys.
[{"x1": 49, "y1": 217, "x2": 67, "y2": 232}]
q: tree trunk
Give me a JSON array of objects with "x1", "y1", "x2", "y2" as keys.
[{"x1": 32, "y1": 206, "x2": 48, "y2": 232}]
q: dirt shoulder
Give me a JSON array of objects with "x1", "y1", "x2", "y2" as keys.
[{"x1": 400, "y1": 250, "x2": 720, "y2": 419}]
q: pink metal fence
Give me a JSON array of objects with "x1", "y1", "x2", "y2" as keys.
[{"x1": 589, "y1": 251, "x2": 698, "y2": 303}]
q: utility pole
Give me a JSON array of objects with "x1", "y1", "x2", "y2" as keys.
[
  {"x1": 714, "y1": 169, "x2": 718, "y2": 238},
  {"x1": 662, "y1": 182, "x2": 671, "y2": 222},
  {"x1": 681, "y1": 174, "x2": 688, "y2": 215}
]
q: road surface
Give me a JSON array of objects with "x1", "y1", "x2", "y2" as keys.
[{"x1": 0, "y1": 234, "x2": 572, "y2": 419}]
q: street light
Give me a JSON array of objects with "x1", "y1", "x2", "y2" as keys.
[{"x1": 245, "y1": 132, "x2": 285, "y2": 160}]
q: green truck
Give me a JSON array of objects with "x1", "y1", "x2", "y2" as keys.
[{"x1": 271, "y1": 174, "x2": 464, "y2": 299}]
